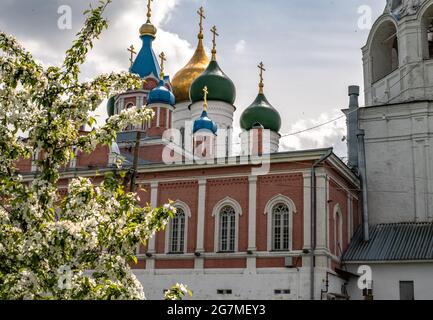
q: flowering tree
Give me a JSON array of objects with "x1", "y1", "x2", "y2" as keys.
[{"x1": 0, "y1": 0, "x2": 190, "y2": 300}]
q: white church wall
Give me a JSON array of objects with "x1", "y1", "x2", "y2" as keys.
[
  {"x1": 134, "y1": 267, "x2": 345, "y2": 300},
  {"x1": 172, "y1": 101, "x2": 191, "y2": 130},
  {"x1": 346, "y1": 262, "x2": 433, "y2": 300},
  {"x1": 359, "y1": 101, "x2": 433, "y2": 224},
  {"x1": 190, "y1": 100, "x2": 235, "y2": 131}
]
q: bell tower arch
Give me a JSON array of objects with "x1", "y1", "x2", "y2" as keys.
[
  {"x1": 363, "y1": 0, "x2": 431, "y2": 106},
  {"x1": 347, "y1": 0, "x2": 433, "y2": 224}
]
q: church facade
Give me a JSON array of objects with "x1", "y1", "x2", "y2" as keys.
[
  {"x1": 16, "y1": 0, "x2": 433, "y2": 300},
  {"x1": 17, "y1": 2, "x2": 362, "y2": 300}
]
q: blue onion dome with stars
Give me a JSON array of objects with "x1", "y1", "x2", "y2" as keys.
[{"x1": 193, "y1": 86, "x2": 218, "y2": 134}]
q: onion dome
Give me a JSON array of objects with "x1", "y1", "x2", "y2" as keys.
[
  {"x1": 171, "y1": 7, "x2": 210, "y2": 103},
  {"x1": 172, "y1": 40, "x2": 209, "y2": 103},
  {"x1": 193, "y1": 86, "x2": 217, "y2": 134},
  {"x1": 240, "y1": 62, "x2": 281, "y2": 133},
  {"x1": 139, "y1": 22, "x2": 157, "y2": 38},
  {"x1": 190, "y1": 26, "x2": 235, "y2": 104},
  {"x1": 148, "y1": 80, "x2": 175, "y2": 105},
  {"x1": 240, "y1": 93, "x2": 281, "y2": 132},
  {"x1": 130, "y1": 3, "x2": 160, "y2": 78},
  {"x1": 193, "y1": 109, "x2": 218, "y2": 134},
  {"x1": 107, "y1": 96, "x2": 116, "y2": 117},
  {"x1": 190, "y1": 60, "x2": 236, "y2": 104}
]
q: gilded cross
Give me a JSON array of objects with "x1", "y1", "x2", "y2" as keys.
[
  {"x1": 128, "y1": 45, "x2": 137, "y2": 67},
  {"x1": 159, "y1": 52, "x2": 166, "y2": 79},
  {"x1": 197, "y1": 7, "x2": 206, "y2": 37},
  {"x1": 203, "y1": 86, "x2": 209, "y2": 110},
  {"x1": 210, "y1": 25, "x2": 219, "y2": 60},
  {"x1": 146, "y1": 0, "x2": 154, "y2": 23},
  {"x1": 258, "y1": 62, "x2": 266, "y2": 93}
]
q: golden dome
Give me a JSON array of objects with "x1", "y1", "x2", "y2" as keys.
[
  {"x1": 172, "y1": 38, "x2": 209, "y2": 103},
  {"x1": 139, "y1": 22, "x2": 157, "y2": 38}
]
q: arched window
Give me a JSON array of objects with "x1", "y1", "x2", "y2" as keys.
[
  {"x1": 271, "y1": 203, "x2": 290, "y2": 251},
  {"x1": 421, "y1": 4, "x2": 433, "y2": 60},
  {"x1": 264, "y1": 194, "x2": 297, "y2": 252},
  {"x1": 168, "y1": 209, "x2": 186, "y2": 254},
  {"x1": 219, "y1": 206, "x2": 236, "y2": 252},
  {"x1": 212, "y1": 197, "x2": 242, "y2": 253},
  {"x1": 370, "y1": 20, "x2": 399, "y2": 82},
  {"x1": 333, "y1": 204, "x2": 344, "y2": 256},
  {"x1": 165, "y1": 201, "x2": 191, "y2": 254}
]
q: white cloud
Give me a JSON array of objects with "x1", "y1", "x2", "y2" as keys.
[
  {"x1": 82, "y1": 0, "x2": 193, "y2": 79},
  {"x1": 280, "y1": 109, "x2": 347, "y2": 158},
  {"x1": 235, "y1": 40, "x2": 246, "y2": 54},
  {"x1": 19, "y1": 38, "x2": 63, "y2": 68}
]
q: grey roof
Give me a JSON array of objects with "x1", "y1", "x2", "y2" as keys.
[
  {"x1": 116, "y1": 131, "x2": 143, "y2": 143},
  {"x1": 342, "y1": 222, "x2": 433, "y2": 263}
]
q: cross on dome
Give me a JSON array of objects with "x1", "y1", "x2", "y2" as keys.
[
  {"x1": 203, "y1": 86, "x2": 209, "y2": 111},
  {"x1": 127, "y1": 45, "x2": 137, "y2": 67},
  {"x1": 159, "y1": 52, "x2": 166, "y2": 79},
  {"x1": 197, "y1": 7, "x2": 206, "y2": 39},
  {"x1": 258, "y1": 62, "x2": 266, "y2": 94},
  {"x1": 211, "y1": 25, "x2": 219, "y2": 61},
  {"x1": 146, "y1": 0, "x2": 154, "y2": 23}
]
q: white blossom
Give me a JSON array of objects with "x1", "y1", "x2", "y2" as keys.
[{"x1": 0, "y1": 1, "x2": 181, "y2": 300}]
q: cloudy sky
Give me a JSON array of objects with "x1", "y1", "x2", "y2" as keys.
[{"x1": 0, "y1": 0, "x2": 387, "y2": 157}]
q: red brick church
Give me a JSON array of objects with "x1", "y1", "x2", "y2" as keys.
[{"x1": 17, "y1": 4, "x2": 361, "y2": 300}]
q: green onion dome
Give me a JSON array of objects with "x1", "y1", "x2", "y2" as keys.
[
  {"x1": 240, "y1": 93, "x2": 281, "y2": 133},
  {"x1": 107, "y1": 96, "x2": 116, "y2": 117},
  {"x1": 190, "y1": 60, "x2": 236, "y2": 105}
]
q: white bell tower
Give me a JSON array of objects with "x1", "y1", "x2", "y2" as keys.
[{"x1": 351, "y1": 0, "x2": 433, "y2": 224}]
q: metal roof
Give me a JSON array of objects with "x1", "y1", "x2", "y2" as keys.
[{"x1": 342, "y1": 222, "x2": 433, "y2": 263}]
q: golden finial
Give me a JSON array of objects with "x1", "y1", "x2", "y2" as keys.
[
  {"x1": 210, "y1": 25, "x2": 219, "y2": 61},
  {"x1": 159, "y1": 52, "x2": 166, "y2": 80},
  {"x1": 197, "y1": 7, "x2": 206, "y2": 40},
  {"x1": 258, "y1": 62, "x2": 266, "y2": 94},
  {"x1": 140, "y1": 0, "x2": 157, "y2": 37},
  {"x1": 146, "y1": 0, "x2": 153, "y2": 23},
  {"x1": 203, "y1": 86, "x2": 209, "y2": 111},
  {"x1": 127, "y1": 45, "x2": 137, "y2": 67}
]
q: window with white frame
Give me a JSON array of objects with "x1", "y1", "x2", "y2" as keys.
[
  {"x1": 168, "y1": 208, "x2": 186, "y2": 254},
  {"x1": 272, "y1": 203, "x2": 290, "y2": 251},
  {"x1": 264, "y1": 194, "x2": 296, "y2": 252},
  {"x1": 219, "y1": 205, "x2": 236, "y2": 252},
  {"x1": 165, "y1": 201, "x2": 191, "y2": 254},
  {"x1": 212, "y1": 197, "x2": 242, "y2": 253}
]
